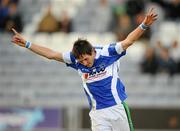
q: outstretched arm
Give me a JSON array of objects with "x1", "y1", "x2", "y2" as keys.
[
  {"x1": 120, "y1": 8, "x2": 158, "y2": 50},
  {"x1": 11, "y1": 28, "x2": 64, "y2": 62}
]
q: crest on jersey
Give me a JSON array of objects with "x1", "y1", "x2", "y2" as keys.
[{"x1": 83, "y1": 64, "x2": 107, "y2": 80}]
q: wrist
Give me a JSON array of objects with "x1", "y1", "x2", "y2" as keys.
[
  {"x1": 25, "y1": 41, "x2": 32, "y2": 48},
  {"x1": 139, "y1": 23, "x2": 148, "y2": 30}
]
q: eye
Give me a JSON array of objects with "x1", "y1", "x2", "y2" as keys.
[
  {"x1": 79, "y1": 59, "x2": 86, "y2": 64},
  {"x1": 84, "y1": 58, "x2": 88, "y2": 61}
]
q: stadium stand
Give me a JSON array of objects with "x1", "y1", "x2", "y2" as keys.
[{"x1": 0, "y1": 0, "x2": 180, "y2": 130}]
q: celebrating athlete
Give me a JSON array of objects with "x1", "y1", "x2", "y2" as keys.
[{"x1": 11, "y1": 8, "x2": 157, "y2": 131}]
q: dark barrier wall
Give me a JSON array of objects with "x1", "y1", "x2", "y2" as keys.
[{"x1": 82, "y1": 108, "x2": 180, "y2": 129}]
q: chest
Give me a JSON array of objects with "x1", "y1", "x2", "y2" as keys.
[{"x1": 80, "y1": 63, "x2": 116, "y2": 83}]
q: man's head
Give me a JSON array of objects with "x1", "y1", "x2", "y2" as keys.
[{"x1": 72, "y1": 39, "x2": 96, "y2": 67}]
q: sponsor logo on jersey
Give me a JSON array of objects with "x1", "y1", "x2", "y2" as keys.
[{"x1": 83, "y1": 64, "x2": 107, "y2": 80}]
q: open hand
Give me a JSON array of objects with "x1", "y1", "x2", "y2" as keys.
[
  {"x1": 143, "y1": 8, "x2": 158, "y2": 26},
  {"x1": 11, "y1": 28, "x2": 26, "y2": 47}
]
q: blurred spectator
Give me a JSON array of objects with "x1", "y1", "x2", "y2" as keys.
[
  {"x1": 4, "y1": 2, "x2": 23, "y2": 32},
  {"x1": 111, "y1": 0, "x2": 126, "y2": 16},
  {"x1": 134, "y1": 10, "x2": 151, "y2": 39},
  {"x1": 37, "y1": 5, "x2": 59, "y2": 33},
  {"x1": 93, "y1": 0, "x2": 112, "y2": 32},
  {"x1": 112, "y1": 0, "x2": 151, "y2": 40},
  {"x1": 0, "y1": 0, "x2": 10, "y2": 31},
  {"x1": 151, "y1": 0, "x2": 180, "y2": 20},
  {"x1": 111, "y1": 0, "x2": 128, "y2": 32},
  {"x1": 140, "y1": 46, "x2": 159, "y2": 75},
  {"x1": 11, "y1": 0, "x2": 19, "y2": 3},
  {"x1": 59, "y1": 11, "x2": 72, "y2": 33},
  {"x1": 170, "y1": 41, "x2": 180, "y2": 73},
  {"x1": 126, "y1": 0, "x2": 145, "y2": 19},
  {"x1": 158, "y1": 45, "x2": 177, "y2": 76},
  {"x1": 114, "y1": 14, "x2": 132, "y2": 41},
  {"x1": 168, "y1": 116, "x2": 179, "y2": 129},
  {"x1": 134, "y1": 11, "x2": 151, "y2": 39}
]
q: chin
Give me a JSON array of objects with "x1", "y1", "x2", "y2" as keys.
[
  {"x1": 87, "y1": 64, "x2": 93, "y2": 67},
  {"x1": 86, "y1": 65, "x2": 91, "y2": 67}
]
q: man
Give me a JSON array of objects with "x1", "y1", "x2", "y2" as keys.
[{"x1": 11, "y1": 8, "x2": 157, "y2": 131}]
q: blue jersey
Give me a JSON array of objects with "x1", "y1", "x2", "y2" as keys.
[{"x1": 63, "y1": 43, "x2": 127, "y2": 110}]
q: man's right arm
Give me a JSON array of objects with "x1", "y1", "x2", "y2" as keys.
[
  {"x1": 120, "y1": 8, "x2": 157, "y2": 50},
  {"x1": 11, "y1": 28, "x2": 64, "y2": 62}
]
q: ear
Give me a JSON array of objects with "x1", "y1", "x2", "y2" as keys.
[
  {"x1": 93, "y1": 47, "x2": 96, "y2": 52},
  {"x1": 92, "y1": 48, "x2": 96, "y2": 54}
]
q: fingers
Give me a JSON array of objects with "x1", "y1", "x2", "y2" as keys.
[
  {"x1": 11, "y1": 30, "x2": 26, "y2": 47},
  {"x1": 153, "y1": 14, "x2": 158, "y2": 20},
  {"x1": 12, "y1": 28, "x2": 20, "y2": 35},
  {"x1": 153, "y1": 14, "x2": 158, "y2": 17},
  {"x1": 11, "y1": 36, "x2": 20, "y2": 43},
  {"x1": 147, "y1": 7, "x2": 156, "y2": 16},
  {"x1": 11, "y1": 28, "x2": 22, "y2": 43},
  {"x1": 148, "y1": 8, "x2": 154, "y2": 15},
  {"x1": 147, "y1": 7, "x2": 158, "y2": 19},
  {"x1": 143, "y1": 8, "x2": 158, "y2": 26},
  {"x1": 11, "y1": 36, "x2": 25, "y2": 47}
]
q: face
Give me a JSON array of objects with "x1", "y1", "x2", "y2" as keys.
[{"x1": 77, "y1": 50, "x2": 96, "y2": 67}]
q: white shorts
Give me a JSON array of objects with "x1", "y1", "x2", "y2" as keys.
[{"x1": 89, "y1": 104, "x2": 130, "y2": 131}]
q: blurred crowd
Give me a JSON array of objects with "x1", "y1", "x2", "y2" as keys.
[
  {"x1": 0, "y1": 0, "x2": 180, "y2": 75},
  {"x1": 111, "y1": 0, "x2": 180, "y2": 40},
  {"x1": 36, "y1": 5, "x2": 72, "y2": 33},
  {"x1": 141, "y1": 40, "x2": 180, "y2": 76},
  {"x1": 0, "y1": 0, "x2": 179, "y2": 34},
  {"x1": 0, "y1": 0, "x2": 23, "y2": 32}
]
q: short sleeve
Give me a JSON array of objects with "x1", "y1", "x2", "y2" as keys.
[
  {"x1": 62, "y1": 52, "x2": 78, "y2": 70},
  {"x1": 101, "y1": 43, "x2": 125, "y2": 56},
  {"x1": 115, "y1": 42, "x2": 124, "y2": 54},
  {"x1": 62, "y1": 52, "x2": 72, "y2": 64}
]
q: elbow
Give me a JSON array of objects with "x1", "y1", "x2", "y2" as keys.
[
  {"x1": 47, "y1": 56, "x2": 53, "y2": 60},
  {"x1": 129, "y1": 37, "x2": 136, "y2": 45},
  {"x1": 46, "y1": 56, "x2": 53, "y2": 60},
  {"x1": 128, "y1": 42, "x2": 133, "y2": 47},
  {"x1": 47, "y1": 53, "x2": 55, "y2": 60},
  {"x1": 126, "y1": 39, "x2": 134, "y2": 46},
  {"x1": 122, "y1": 39, "x2": 134, "y2": 50},
  {"x1": 47, "y1": 52, "x2": 60, "y2": 60},
  {"x1": 125, "y1": 34, "x2": 137, "y2": 45}
]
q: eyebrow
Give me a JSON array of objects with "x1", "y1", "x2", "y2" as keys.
[
  {"x1": 77, "y1": 57, "x2": 84, "y2": 62},
  {"x1": 78, "y1": 56, "x2": 88, "y2": 63}
]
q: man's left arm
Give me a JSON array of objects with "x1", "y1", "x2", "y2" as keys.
[{"x1": 120, "y1": 8, "x2": 158, "y2": 50}]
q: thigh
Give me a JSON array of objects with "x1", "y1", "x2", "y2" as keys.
[
  {"x1": 112, "y1": 108, "x2": 130, "y2": 131},
  {"x1": 92, "y1": 124, "x2": 112, "y2": 131},
  {"x1": 112, "y1": 118, "x2": 130, "y2": 131},
  {"x1": 91, "y1": 117, "x2": 112, "y2": 131}
]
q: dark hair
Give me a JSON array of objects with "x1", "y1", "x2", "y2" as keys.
[{"x1": 72, "y1": 38, "x2": 93, "y2": 59}]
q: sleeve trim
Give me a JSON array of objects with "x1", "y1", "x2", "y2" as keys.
[
  {"x1": 115, "y1": 42, "x2": 124, "y2": 54},
  {"x1": 62, "y1": 52, "x2": 72, "y2": 64}
]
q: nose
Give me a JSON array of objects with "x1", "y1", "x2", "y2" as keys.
[{"x1": 82, "y1": 60, "x2": 88, "y2": 66}]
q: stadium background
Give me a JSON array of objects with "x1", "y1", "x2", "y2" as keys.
[{"x1": 0, "y1": 0, "x2": 180, "y2": 131}]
